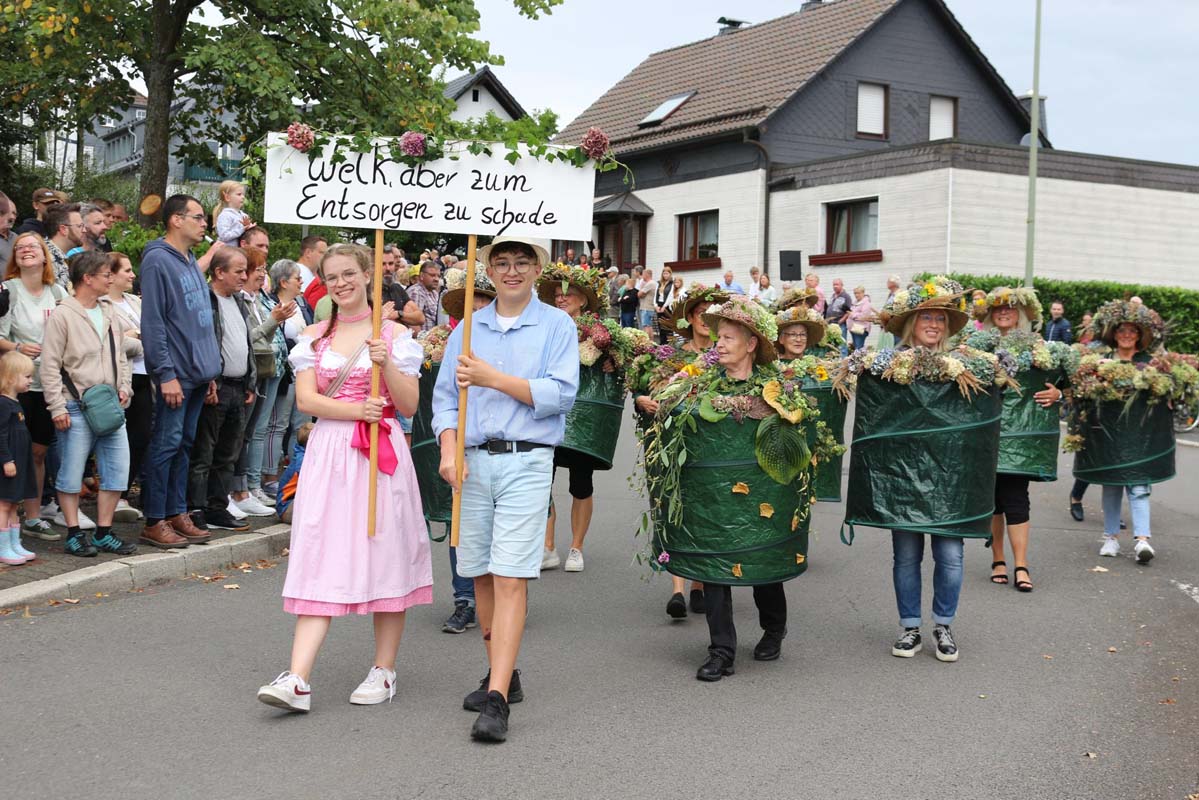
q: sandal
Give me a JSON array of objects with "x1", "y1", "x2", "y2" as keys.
[
  {"x1": 990, "y1": 560, "x2": 1008, "y2": 585},
  {"x1": 1014, "y1": 566, "x2": 1033, "y2": 592}
]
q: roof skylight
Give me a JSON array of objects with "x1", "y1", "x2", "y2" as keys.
[{"x1": 638, "y1": 91, "x2": 696, "y2": 127}]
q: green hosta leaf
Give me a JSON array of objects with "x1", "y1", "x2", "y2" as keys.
[
  {"x1": 698, "y1": 396, "x2": 728, "y2": 423},
  {"x1": 754, "y1": 416, "x2": 811, "y2": 485}
]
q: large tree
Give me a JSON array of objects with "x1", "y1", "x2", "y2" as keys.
[{"x1": 1, "y1": 0, "x2": 560, "y2": 222}]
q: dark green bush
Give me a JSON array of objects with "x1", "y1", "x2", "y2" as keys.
[{"x1": 915, "y1": 272, "x2": 1199, "y2": 353}]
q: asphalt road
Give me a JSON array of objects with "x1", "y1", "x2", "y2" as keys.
[{"x1": 3, "y1": 414, "x2": 1197, "y2": 800}]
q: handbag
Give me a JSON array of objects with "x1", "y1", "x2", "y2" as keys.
[
  {"x1": 62, "y1": 327, "x2": 125, "y2": 436},
  {"x1": 850, "y1": 323, "x2": 867, "y2": 335},
  {"x1": 252, "y1": 299, "x2": 278, "y2": 379}
]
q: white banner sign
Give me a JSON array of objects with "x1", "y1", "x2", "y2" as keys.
[{"x1": 262, "y1": 132, "x2": 597, "y2": 239}]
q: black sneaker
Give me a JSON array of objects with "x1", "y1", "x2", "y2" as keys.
[
  {"x1": 463, "y1": 669, "x2": 523, "y2": 711},
  {"x1": 64, "y1": 532, "x2": 98, "y2": 558},
  {"x1": 933, "y1": 624, "x2": 959, "y2": 662},
  {"x1": 442, "y1": 602, "x2": 477, "y2": 634},
  {"x1": 470, "y1": 690, "x2": 509, "y2": 743},
  {"x1": 189, "y1": 510, "x2": 210, "y2": 531},
  {"x1": 891, "y1": 627, "x2": 922, "y2": 658},
  {"x1": 92, "y1": 532, "x2": 137, "y2": 555},
  {"x1": 666, "y1": 592, "x2": 687, "y2": 619},
  {"x1": 204, "y1": 509, "x2": 249, "y2": 531},
  {"x1": 689, "y1": 589, "x2": 706, "y2": 614}
]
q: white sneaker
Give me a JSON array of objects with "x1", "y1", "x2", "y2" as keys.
[
  {"x1": 250, "y1": 487, "x2": 276, "y2": 507},
  {"x1": 541, "y1": 548, "x2": 560, "y2": 570},
  {"x1": 564, "y1": 548, "x2": 584, "y2": 572},
  {"x1": 113, "y1": 499, "x2": 143, "y2": 523},
  {"x1": 52, "y1": 510, "x2": 96, "y2": 530},
  {"x1": 235, "y1": 494, "x2": 275, "y2": 517},
  {"x1": 1134, "y1": 539, "x2": 1155, "y2": 564},
  {"x1": 257, "y1": 671, "x2": 311, "y2": 712},
  {"x1": 349, "y1": 666, "x2": 396, "y2": 705},
  {"x1": 226, "y1": 498, "x2": 249, "y2": 520},
  {"x1": 40, "y1": 500, "x2": 59, "y2": 518},
  {"x1": 1099, "y1": 537, "x2": 1120, "y2": 557}
]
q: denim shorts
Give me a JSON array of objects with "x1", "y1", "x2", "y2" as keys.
[
  {"x1": 455, "y1": 445, "x2": 553, "y2": 579},
  {"x1": 638, "y1": 309, "x2": 656, "y2": 327},
  {"x1": 56, "y1": 400, "x2": 130, "y2": 494},
  {"x1": 398, "y1": 414, "x2": 413, "y2": 434}
]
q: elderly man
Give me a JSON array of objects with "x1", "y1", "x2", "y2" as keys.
[
  {"x1": 804, "y1": 272, "x2": 826, "y2": 314},
  {"x1": 717, "y1": 270, "x2": 745, "y2": 295},
  {"x1": 746, "y1": 266, "x2": 762, "y2": 300},
  {"x1": 825, "y1": 278, "x2": 853, "y2": 355}
]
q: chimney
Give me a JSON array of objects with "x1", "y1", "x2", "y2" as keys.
[
  {"x1": 1018, "y1": 93, "x2": 1049, "y2": 138},
  {"x1": 801, "y1": 0, "x2": 826, "y2": 11},
  {"x1": 717, "y1": 16, "x2": 749, "y2": 35}
]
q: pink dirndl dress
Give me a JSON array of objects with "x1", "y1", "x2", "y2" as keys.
[{"x1": 281, "y1": 320, "x2": 433, "y2": 616}]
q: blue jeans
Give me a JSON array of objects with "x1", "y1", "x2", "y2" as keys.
[
  {"x1": 56, "y1": 401, "x2": 130, "y2": 494},
  {"x1": 245, "y1": 375, "x2": 281, "y2": 489},
  {"x1": 891, "y1": 530, "x2": 964, "y2": 628},
  {"x1": 448, "y1": 546, "x2": 475, "y2": 605},
  {"x1": 839, "y1": 322, "x2": 850, "y2": 356},
  {"x1": 620, "y1": 311, "x2": 636, "y2": 328},
  {"x1": 143, "y1": 383, "x2": 207, "y2": 520},
  {"x1": 851, "y1": 330, "x2": 868, "y2": 351},
  {"x1": 1102, "y1": 484, "x2": 1150, "y2": 537}
]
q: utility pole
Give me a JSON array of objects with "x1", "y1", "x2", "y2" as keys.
[{"x1": 1024, "y1": 0, "x2": 1043, "y2": 287}]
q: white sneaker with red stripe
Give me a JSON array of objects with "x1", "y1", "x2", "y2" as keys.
[
  {"x1": 257, "y1": 671, "x2": 311, "y2": 712},
  {"x1": 350, "y1": 666, "x2": 396, "y2": 705}
]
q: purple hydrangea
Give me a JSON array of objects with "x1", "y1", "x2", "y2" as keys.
[
  {"x1": 399, "y1": 131, "x2": 426, "y2": 157},
  {"x1": 580, "y1": 127, "x2": 610, "y2": 160}
]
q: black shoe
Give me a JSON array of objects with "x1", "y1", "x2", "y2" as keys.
[
  {"x1": 189, "y1": 510, "x2": 210, "y2": 531},
  {"x1": 1069, "y1": 499, "x2": 1084, "y2": 522},
  {"x1": 666, "y1": 592, "x2": 687, "y2": 619},
  {"x1": 891, "y1": 627, "x2": 922, "y2": 658},
  {"x1": 689, "y1": 588, "x2": 705, "y2": 614},
  {"x1": 442, "y1": 602, "x2": 477, "y2": 634},
  {"x1": 204, "y1": 509, "x2": 249, "y2": 531},
  {"x1": 470, "y1": 690, "x2": 510, "y2": 743},
  {"x1": 933, "y1": 624, "x2": 959, "y2": 662},
  {"x1": 753, "y1": 630, "x2": 785, "y2": 661},
  {"x1": 64, "y1": 532, "x2": 98, "y2": 558},
  {"x1": 463, "y1": 669, "x2": 523, "y2": 711},
  {"x1": 92, "y1": 532, "x2": 137, "y2": 555},
  {"x1": 695, "y1": 654, "x2": 734, "y2": 682}
]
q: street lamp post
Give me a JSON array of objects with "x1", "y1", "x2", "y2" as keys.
[{"x1": 1024, "y1": 0, "x2": 1043, "y2": 287}]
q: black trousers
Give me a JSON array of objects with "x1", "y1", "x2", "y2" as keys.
[
  {"x1": 123, "y1": 374, "x2": 154, "y2": 498},
  {"x1": 703, "y1": 582, "x2": 787, "y2": 661},
  {"x1": 188, "y1": 379, "x2": 250, "y2": 515}
]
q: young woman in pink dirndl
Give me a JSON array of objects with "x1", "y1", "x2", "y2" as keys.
[{"x1": 257, "y1": 244, "x2": 432, "y2": 713}]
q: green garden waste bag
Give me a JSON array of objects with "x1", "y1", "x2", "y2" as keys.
[
  {"x1": 998, "y1": 368, "x2": 1063, "y2": 481},
  {"x1": 411, "y1": 363, "x2": 452, "y2": 536},
  {"x1": 1072, "y1": 394, "x2": 1175, "y2": 486},
  {"x1": 843, "y1": 377, "x2": 1001, "y2": 542},
  {"x1": 651, "y1": 416, "x2": 812, "y2": 586},
  {"x1": 558, "y1": 363, "x2": 626, "y2": 470},
  {"x1": 804, "y1": 379, "x2": 847, "y2": 502}
]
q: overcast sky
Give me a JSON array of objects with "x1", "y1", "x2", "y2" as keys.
[{"x1": 474, "y1": 0, "x2": 1199, "y2": 165}]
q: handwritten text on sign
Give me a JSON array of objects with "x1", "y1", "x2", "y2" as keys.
[{"x1": 262, "y1": 133, "x2": 597, "y2": 239}]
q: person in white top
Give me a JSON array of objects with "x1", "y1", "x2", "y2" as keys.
[
  {"x1": 104, "y1": 252, "x2": 149, "y2": 523},
  {"x1": 756, "y1": 273, "x2": 779, "y2": 306},
  {"x1": 746, "y1": 267, "x2": 762, "y2": 300}
]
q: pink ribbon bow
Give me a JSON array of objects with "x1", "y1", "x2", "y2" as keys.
[{"x1": 351, "y1": 416, "x2": 398, "y2": 476}]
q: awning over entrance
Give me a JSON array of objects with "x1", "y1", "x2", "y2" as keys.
[{"x1": 593, "y1": 191, "x2": 654, "y2": 220}]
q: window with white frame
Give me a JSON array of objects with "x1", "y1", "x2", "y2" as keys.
[
  {"x1": 856, "y1": 82, "x2": 888, "y2": 138},
  {"x1": 930, "y1": 95, "x2": 957, "y2": 140}
]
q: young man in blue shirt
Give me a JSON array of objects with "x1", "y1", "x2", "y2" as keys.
[{"x1": 432, "y1": 235, "x2": 579, "y2": 743}]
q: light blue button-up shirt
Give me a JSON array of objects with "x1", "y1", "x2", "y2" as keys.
[{"x1": 432, "y1": 297, "x2": 579, "y2": 447}]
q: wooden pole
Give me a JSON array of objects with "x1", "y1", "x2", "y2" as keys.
[
  {"x1": 450, "y1": 234, "x2": 478, "y2": 548},
  {"x1": 367, "y1": 229, "x2": 385, "y2": 536}
]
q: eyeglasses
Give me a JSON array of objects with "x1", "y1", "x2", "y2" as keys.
[
  {"x1": 780, "y1": 331, "x2": 808, "y2": 340},
  {"x1": 174, "y1": 213, "x2": 207, "y2": 222},
  {"x1": 324, "y1": 270, "x2": 363, "y2": 286},
  {"x1": 13, "y1": 244, "x2": 42, "y2": 253},
  {"x1": 916, "y1": 312, "x2": 947, "y2": 324},
  {"x1": 489, "y1": 259, "x2": 536, "y2": 274}
]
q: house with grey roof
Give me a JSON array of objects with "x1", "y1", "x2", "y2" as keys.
[{"x1": 557, "y1": 0, "x2": 1199, "y2": 295}]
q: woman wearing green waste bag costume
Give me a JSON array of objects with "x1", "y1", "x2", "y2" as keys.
[
  {"x1": 645, "y1": 296, "x2": 841, "y2": 681},
  {"x1": 537, "y1": 265, "x2": 648, "y2": 573},
  {"x1": 838, "y1": 277, "x2": 1014, "y2": 663},
  {"x1": 1067, "y1": 300, "x2": 1195, "y2": 564},
  {"x1": 627, "y1": 285, "x2": 728, "y2": 619},
  {"x1": 964, "y1": 287, "x2": 1076, "y2": 592}
]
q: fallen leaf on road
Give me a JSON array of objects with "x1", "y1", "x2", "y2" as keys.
[
  {"x1": 1107, "y1": 647, "x2": 1118, "y2": 653},
  {"x1": 47, "y1": 599, "x2": 61, "y2": 606},
  {"x1": 22, "y1": 605, "x2": 31, "y2": 618},
  {"x1": 234, "y1": 562, "x2": 252, "y2": 570},
  {"x1": 1159, "y1": 699, "x2": 1176, "y2": 705},
  {"x1": 94, "y1": 592, "x2": 107, "y2": 598},
  {"x1": 62, "y1": 598, "x2": 79, "y2": 605},
  {"x1": 241, "y1": 568, "x2": 253, "y2": 574},
  {"x1": 280, "y1": 548, "x2": 289, "y2": 556},
  {"x1": 223, "y1": 584, "x2": 240, "y2": 590},
  {"x1": 1173, "y1": 676, "x2": 1181, "y2": 682},
  {"x1": 1043, "y1": 654, "x2": 1054, "y2": 660},
  {"x1": 256, "y1": 560, "x2": 277, "y2": 569},
  {"x1": 1083, "y1": 752, "x2": 1097, "y2": 760},
  {"x1": 731, "y1": 482, "x2": 750, "y2": 495},
  {"x1": 0, "y1": 607, "x2": 13, "y2": 616},
  {"x1": 130, "y1": 588, "x2": 144, "y2": 593},
  {"x1": 1090, "y1": 566, "x2": 1109, "y2": 573}
]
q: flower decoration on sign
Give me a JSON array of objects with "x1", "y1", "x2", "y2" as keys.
[
  {"x1": 399, "y1": 130, "x2": 427, "y2": 157},
  {"x1": 285, "y1": 122, "x2": 316, "y2": 153},
  {"x1": 580, "y1": 127, "x2": 611, "y2": 160}
]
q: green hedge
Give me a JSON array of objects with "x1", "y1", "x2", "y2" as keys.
[{"x1": 915, "y1": 272, "x2": 1199, "y2": 353}]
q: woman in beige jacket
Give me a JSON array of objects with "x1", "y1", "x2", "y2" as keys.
[{"x1": 39, "y1": 251, "x2": 134, "y2": 557}]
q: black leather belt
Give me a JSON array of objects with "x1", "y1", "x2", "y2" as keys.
[{"x1": 479, "y1": 440, "x2": 551, "y2": 455}]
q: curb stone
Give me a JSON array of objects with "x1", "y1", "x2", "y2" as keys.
[{"x1": 0, "y1": 524, "x2": 291, "y2": 611}]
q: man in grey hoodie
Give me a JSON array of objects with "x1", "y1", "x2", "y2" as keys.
[{"x1": 138, "y1": 195, "x2": 222, "y2": 549}]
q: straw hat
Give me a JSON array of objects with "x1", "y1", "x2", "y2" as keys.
[
  {"x1": 441, "y1": 271, "x2": 497, "y2": 321},
  {"x1": 477, "y1": 236, "x2": 551, "y2": 271},
  {"x1": 980, "y1": 286, "x2": 1042, "y2": 332},
  {"x1": 535, "y1": 263, "x2": 608, "y2": 315},
  {"x1": 1090, "y1": 299, "x2": 1165, "y2": 352},
  {"x1": 701, "y1": 295, "x2": 779, "y2": 365},
  {"x1": 778, "y1": 286, "x2": 821, "y2": 312},
  {"x1": 877, "y1": 275, "x2": 970, "y2": 336},
  {"x1": 775, "y1": 305, "x2": 827, "y2": 348},
  {"x1": 665, "y1": 284, "x2": 729, "y2": 333}
]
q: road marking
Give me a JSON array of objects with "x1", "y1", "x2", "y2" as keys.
[{"x1": 1171, "y1": 581, "x2": 1199, "y2": 606}]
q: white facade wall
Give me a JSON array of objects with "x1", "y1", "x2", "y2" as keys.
[
  {"x1": 450, "y1": 86, "x2": 516, "y2": 123},
  {"x1": 950, "y1": 170, "x2": 1199, "y2": 288},
  {"x1": 634, "y1": 169, "x2": 767, "y2": 288},
  {"x1": 768, "y1": 169, "x2": 951, "y2": 306}
]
